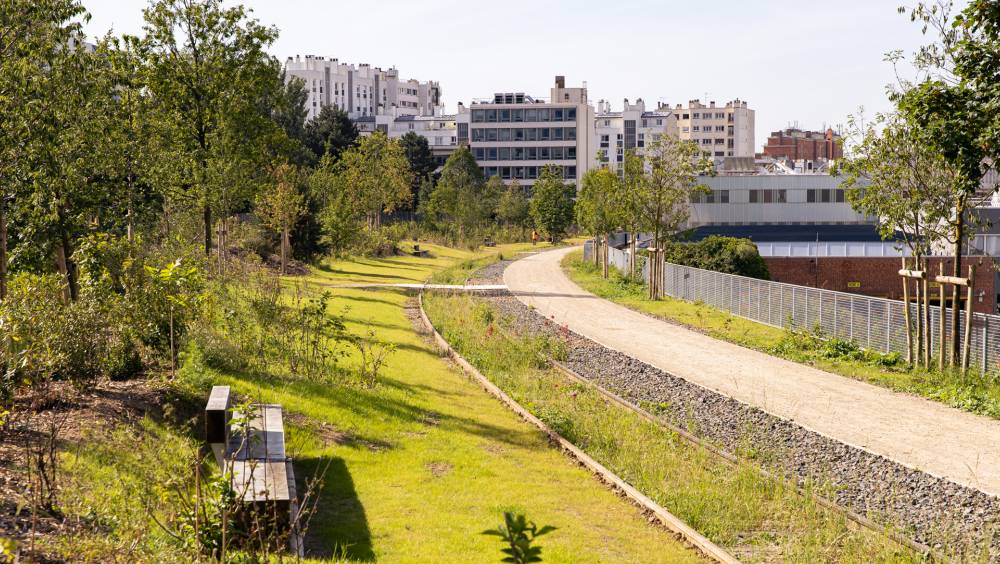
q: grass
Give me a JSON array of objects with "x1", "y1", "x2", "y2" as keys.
[
  {"x1": 563, "y1": 250, "x2": 1000, "y2": 420},
  {"x1": 50, "y1": 241, "x2": 699, "y2": 562},
  {"x1": 422, "y1": 290, "x2": 923, "y2": 563}
]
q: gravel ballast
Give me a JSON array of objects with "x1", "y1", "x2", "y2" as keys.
[{"x1": 470, "y1": 258, "x2": 999, "y2": 558}]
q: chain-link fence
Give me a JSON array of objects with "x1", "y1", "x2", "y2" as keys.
[{"x1": 584, "y1": 243, "x2": 999, "y2": 376}]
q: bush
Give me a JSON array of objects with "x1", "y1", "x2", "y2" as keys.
[{"x1": 663, "y1": 236, "x2": 770, "y2": 279}]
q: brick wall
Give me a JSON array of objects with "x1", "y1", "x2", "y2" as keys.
[{"x1": 764, "y1": 256, "x2": 998, "y2": 314}]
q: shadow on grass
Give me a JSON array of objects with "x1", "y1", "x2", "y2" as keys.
[
  {"x1": 300, "y1": 456, "x2": 374, "y2": 561},
  {"x1": 325, "y1": 269, "x2": 415, "y2": 281}
]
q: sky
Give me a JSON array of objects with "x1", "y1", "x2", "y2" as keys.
[{"x1": 80, "y1": 0, "x2": 937, "y2": 152}]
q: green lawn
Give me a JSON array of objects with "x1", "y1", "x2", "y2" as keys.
[
  {"x1": 422, "y1": 291, "x2": 919, "y2": 563},
  {"x1": 562, "y1": 250, "x2": 1000, "y2": 420},
  {"x1": 55, "y1": 242, "x2": 698, "y2": 562}
]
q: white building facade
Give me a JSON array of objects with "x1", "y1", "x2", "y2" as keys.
[
  {"x1": 460, "y1": 76, "x2": 596, "y2": 189},
  {"x1": 670, "y1": 99, "x2": 755, "y2": 158},
  {"x1": 283, "y1": 55, "x2": 441, "y2": 120},
  {"x1": 593, "y1": 98, "x2": 677, "y2": 173},
  {"x1": 355, "y1": 107, "x2": 459, "y2": 168}
]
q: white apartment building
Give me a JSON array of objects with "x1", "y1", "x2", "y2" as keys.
[
  {"x1": 459, "y1": 76, "x2": 596, "y2": 189},
  {"x1": 594, "y1": 98, "x2": 678, "y2": 172},
  {"x1": 355, "y1": 106, "x2": 459, "y2": 168},
  {"x1": 283, "y1": 55, "x2": 441, "y2": 120},
  {"x1": 671, "y1": 99, "x2": 755, "y2": 158}
]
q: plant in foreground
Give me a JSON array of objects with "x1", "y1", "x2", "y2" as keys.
[{"x1": 482, "y1": 512, "x2": 556, "y2": 563}]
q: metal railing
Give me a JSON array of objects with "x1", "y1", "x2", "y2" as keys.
[{"x1": 584, "y1": 243, "x2": 999, "y2": 376}]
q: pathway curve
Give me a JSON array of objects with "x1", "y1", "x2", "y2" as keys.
[{"x1": 504, "y1": 246, "x2": 1000, "y2": 497}]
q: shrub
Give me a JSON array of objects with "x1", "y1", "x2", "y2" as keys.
[{"x1": 663, "y1": 236, "x2": 770, "y2": 279}]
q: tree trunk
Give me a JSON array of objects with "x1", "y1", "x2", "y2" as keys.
[
  {"x1": 922, "y1": 257, "x2": 930, "y2": 369},
  {"x1": 914, "y1": 256, "x2": 923, "y2": 366},
  {"x1": 901, "y1": 256, "x2": 913, "y2": 365},
  {"x1": 126, "y1": 174, "x2": 135, "y2": 244},
  {"x1": 56, "y1": 216, "x2": 78, "y2": 302},
  {"x1": 602, "y1": 233, "x2": 610, "y2": 279},
  {"x1": 629, "y1": 234, "x2": 637, "y2": 280},
  {"x1": 281, "y1": 227, "x2": 289, "y2": 275},
  {"x1": 950, "y1": 201, "x2": 965, "y2": 366},
  {"x1": 203, "y1": 203, "x2": 212, "y2": 256},
  {"x1": 593, "y1": 237, "x2": 600, "y2": 267},
  {"x1": 0, "y1": 197, "x2": 6, "y2": 301}
]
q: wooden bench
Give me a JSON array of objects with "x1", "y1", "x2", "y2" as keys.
[
  {"x1": 205, "y1": 386, "x2": 301, "y2": 554},
  {"x1": 483, "y1": 238, "x2": 496, "y2": 248},
  {"x1": 411, "y1": 244, "x2": 430, "y2": 257}
]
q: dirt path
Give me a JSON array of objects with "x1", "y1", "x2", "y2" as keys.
[{"x1": 504, "y1": 246, "x2": 1000, "y2": 497}]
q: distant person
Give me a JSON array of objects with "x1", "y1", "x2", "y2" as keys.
[{"x1": 531, "y1": 230, "x2": 538, "y2": 245}]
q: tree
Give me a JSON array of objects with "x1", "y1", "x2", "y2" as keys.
[
  {"x1": 422, "y1": 146, "x2": 493, "y2": 235},
  {"x1": 140, "y1": 0, "x2": 280, "y2": 256},
  {"x1": 303, "y1": 105, "x2": 358, "y2": 165},
  {"x1": 617, "y1": 150, "x2": 646, "y2": 279},
  {"x1": 895, "y1": 1, "x2": 1000, "y2": 362},
  {"x1": 497, "y1": 180, "x2": 531, "y2": 228},
  {"x1": 399, "y1": 131, "x2": 436, "y2": 208},
  {"x1": 529, "y1": 165, "x2": 575, "y2": 242},
  {"x1": 256, "y1": 163, "x2": 305, "y2": 274},
  {"x1": 0, "y1": 0, "x2": 91, "y2": 299},
  {"x1": 633, "y1": 135, "x2": 706, "y2": 298},
  {"x1": 576, "y1": 168, "x2": 622, "y2": 277},
  {"x1": 271, "y1": 72, "x2": 312, "y2": 166},
  {"x1": 338, "y1": 132, "x2": 411, "y2": 230}
]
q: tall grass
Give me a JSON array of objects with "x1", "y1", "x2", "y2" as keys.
[{"x1": 424, "y1": 291, "x2": 922, "y2": 562}]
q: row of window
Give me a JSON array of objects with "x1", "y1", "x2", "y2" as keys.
[
  {"x1": 471, "y1": 107, "x2": 578, "y2": 123},
  {"x1": 482, "y1": 165, "x2": 577, "y2": 181},
  {"x1": 473, "y1": 146, "x2": 577, "y2": 161},
  {"x1": 471, "y1": 127, "x2": 577, "y2": 142},
  {"x1": 599, "y1": 118, "x2": 666, "y2": 128},
  {"x1": 679, "y1": 111, "x2": 728, "y2": 120},
  {"x1": 688, "y1": 189, "x2": 849, "y2": 204}
]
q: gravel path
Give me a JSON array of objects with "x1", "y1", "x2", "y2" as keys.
[{"x1": 471, "y1": 259, "x2": 1000, "y2": 558}]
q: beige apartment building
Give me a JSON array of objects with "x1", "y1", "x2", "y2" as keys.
[
  {"x1": 457, "y1": 76, "x2": 596, "y2": 189},
  {"x1": 671, "y1": 99, "x2": 755, "y2": 158}
]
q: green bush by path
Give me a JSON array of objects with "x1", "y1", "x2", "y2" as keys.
[
  {"x1": 663, "y1": 235, "x2": 770, "y2": 279},
  {"x1": 563, "y1": 250, "x2": 1000, "y2": 420}
]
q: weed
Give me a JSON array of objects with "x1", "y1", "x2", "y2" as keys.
[{"x1": 482, "y1": 512, "x2": 557, "y2": 564}]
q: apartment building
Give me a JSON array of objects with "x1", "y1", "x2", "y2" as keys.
[
  {"x1": 283, "y1": 55, "x2": 441, "y2": 120},
  {"x1": 762, "y1": 127, "x2": 843, "y2": 161},
  {"x1": 355, "y1": 106, "x2": 459, "y2": 167},
  {"x1": 459, "y1": 76, "x2": 595, "y2": 189},
  {"x1": 671, "y1": 99, "x2": 755, "y2": 158},
  {"x1": 593, "y1": 98, "x2": 677, "y2": 172}
]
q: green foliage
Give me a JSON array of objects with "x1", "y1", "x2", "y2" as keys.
[
  {"x1": 303, "y1": 104, "x2": 358, "y2": 165},
  {"x1": 481, "y1": 512, "x2": 557, "y2": 564},
  {"x1": 663, "y1": 236, "x2": 770, "y2": 279},
  {"x1": 575, "y1": 168, "x2": 621, "y2": 238},
  {"x1": 422, "y1": 145, "x2": 495, "y2": 234},
  {"x1": 497, "y1": 180, "x2": 531, "y2": 228},
  {"x1": 529, "y1": 166, "x2": 575, "y2": 242},
  {"x1": 633, "y1": 136, "x2": 706, "y2": 245},
  {"x1": 399, "y1": 131, "x2": 437, "y2": 207},
  {"x1": 338, "y1": 131, "x2": 412, "y2": 229}
]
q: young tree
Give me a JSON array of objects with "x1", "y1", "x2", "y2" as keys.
[
  {"x1": 422, "y1": 146, "x2": 492, "y2": 235},
  {"x1": 634, "y1": 135, "x2": 706, "y2": 298},
  {"x1": 140, "y1": 0, "x2": 280, "y2": 256},
  {"x1": 399, "y1": 131, "x2": 437, "y2": 208},
  {"x1": 529, "y1": 165, "x2": 575, "y2": 242},
  {"x1": 576, "y1": 168, "x2": 621, "y2": 276},
  {"x1": 497, "y1": 180, "x2": 531, "y2": 228},
  {"x1": 256, "y1": 164, "x2": 306, "y2": 274},
  {"x1": 338, "y1": 132, "x2": 411, "y2": 230},
  {"x1": 895, "y1": 1, "x2": 1000, "y2": 361},
  {"x1": 841, "y1": 111, "x2": 955, "y2": 366},
  {"x1": 303, "y1": 105, "x2": 358, "y2": 165},
  {"x1": 617, "y1": 150, "x2": 646, "y2": 279}
]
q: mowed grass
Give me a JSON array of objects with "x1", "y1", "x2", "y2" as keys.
[
  {"x1": 422, "y1": 291, "x2": 920, "y2": 563},
  {"x1": 54, "y1": 241, "x2": 698, "y2": 562},
  {"x1": 562, "y1": 250, "x2": 1000, "y2": 420}
]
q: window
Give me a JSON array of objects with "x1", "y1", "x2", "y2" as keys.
[
  {"x1": 513, "y1": 147, "x2": 524, "y2": 160},
  {"x1": 603, "y1": 119, "x2": 610, "y2": 126},
  {"x1": 656, "y1": 118, "x2": 663, "y2": 125},
  {"x1": 693, "y1": 113, "x2": 701, "y2": 119},
  {"x1": 638, "y1": 133, "x2": 645, "y2": 148},
  {"x1": 500, "y1": 109, "x2": 511, "y2": 122},
  {"x1": 566, "y1": 127, "x2": 576, "y2": 140},
  {"x1": 642, "y1": 119, "x2": 648, "y2": 127},
  {"x1": 715, "y1": 138, "x2": 725, "y2": 144},
  {"x1": 836, "y1": 189, "x2": 846, "y2": 203},
  {"x1": 512, "y1": 109, "x2": 523, "y2": 122},
  {"x1": 715, "y1": 112, "x2": 725, "y2": 119},
  {"x1": 552, "y1": 128, "x2": 563, "y2": 140},
  {"x1": 553, "y1": 108, "x2": 564, "y2": 121},
  {"x1": 567, "y1": 147, "x2": 576, "y2": 159},
  {"x1": 552, "y1": 147, "x2": 564, "y2": 159},
  {"x1": 567, "y1": 108, "x2": 576, "y2": 120},
  {"x1": 486, "y1": 128, "x2": 498, "y2": 141},
  {"x1": 682, "y1": 127, "x2": 690, "y2": 133},
  {"x1": 682, "y1": 113, "x2": 689, "y2": 119},
  {"x1": 486, "y1": 109, "x2": 497, "y2": 122},
  {"x1": 526, "y1": 128, "x2": 537, "y2": 141},
  {"x1": 693, "y1": 126, "x2": 700, "y2": 132},
  {"x1": 600, "y1": 134, "x2": 609, "y2": 148},
  {"x1": 538, "y1": 109, "x2": 549, "y2": 121},
  {"x1": 701, "y1": 139, "x2": 711, "y2": 145},
  {"x1": 525, "y1": 109, "x2": 537, "y2": 122},
  {"x1": 749, "y1": 190, "x2": 759, "y2": 203},
  {"x1": 498, "y1": 128, "x2": 510, "y2": 141},
  {"x1": 821, "y1": 189, "x2": 832, "y2": 203},
  {"x1": 526, "y1": 147, "x2": 537, "y2": 160},
  {"x1": 488, "y1": 147, "x2": 497, "y2": 160},
  {"x1": 715, "y1": 125, "x2": 725, "y2": 132},
  {"x1": 499, "y1": 147, "x2": 510, "y2": 160},
  {"x1": 513, "y1": 128, "x2": 525, "y2": 141}
]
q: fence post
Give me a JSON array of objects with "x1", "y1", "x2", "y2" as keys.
[
  {"x1": 849, "y1": 296, "x2": 854, "y2": 341},
  {"x1": 768, "y1": 283, "x2": 773, "y2": 325},
  {"x1": 984, "y1": 316, "x2": 989, "y2": 378},
  {"x1": 792, "y1": 287, "x2": 796, "y2": 328},
  {"x1": 886, "y1": 305, "x2": 891, "y2": 354},
  {"x1": 833, "y1": 294, "x2": 837, "y2": 338},
  {"x1": 866, "y1": 300, "x2": 871, "y2": 349}
]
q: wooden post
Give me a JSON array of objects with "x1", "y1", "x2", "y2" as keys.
[
  {"x1": 901, "y1": 257, "x2": 913, "y2": 365},
  {"x1": 922, "y1": 257, "x2": 930, "y2": 369},
  {"x1": 914, "y1": 258, "x2": 923, "y2": 366},
  {"x1": 962, "y1": 264, "x2": 975, "y2": 374},
  {"x1": 603, "y1": 234, "x2": 610, "y2": 278},
  {"x1": 939, "y1": 262, "x2": 947, "y2": 371}
]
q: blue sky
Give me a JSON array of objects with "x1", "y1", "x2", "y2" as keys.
[{"x1": 81, "y1": 0, "x2": 938, "y2": 151}]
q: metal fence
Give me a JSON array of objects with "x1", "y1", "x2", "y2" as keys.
[{"x1": 584, "y1": 243, "x2": 1000, "y2": 376}]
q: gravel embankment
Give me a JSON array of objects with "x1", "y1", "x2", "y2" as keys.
[{"x1": 471, "y1": 259, "x2": 999, "y2": 558}]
